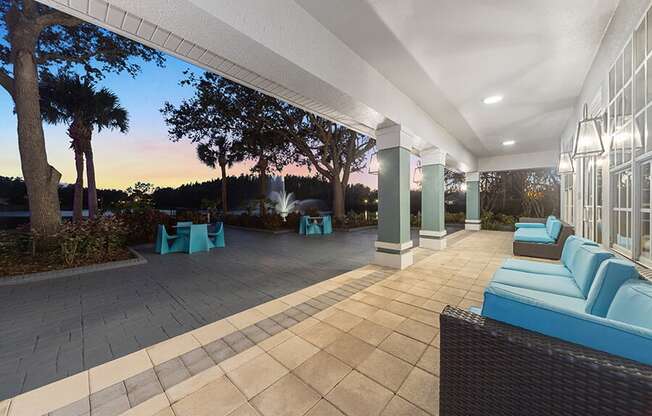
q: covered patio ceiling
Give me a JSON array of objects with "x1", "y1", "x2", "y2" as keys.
[{"x1": 39, "y1": 0, "x2": 617, "y2": 172}]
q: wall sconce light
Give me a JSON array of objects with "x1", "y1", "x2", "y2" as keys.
[
  {"x1": 558, "y1": 152, "x2": 574, "y2": 174},
  {"x1": 368, "y1": 152, "x2": 379, "y2": 175},
  {"x1": 413, "y1": 161, "x2": 423, "y2": 186},
  {"x1": 573, "y1": 103, "x2": 604, "y2": 158}
]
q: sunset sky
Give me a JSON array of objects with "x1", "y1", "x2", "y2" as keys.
[{"x1": 0, "y1": 54, "x2": 383, "y2": 191}]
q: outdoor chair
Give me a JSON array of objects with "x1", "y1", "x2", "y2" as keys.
[
  {"x1": 299, "y1": 216, "x2": 308, "y2": 235},
  {"x1": 208, "y1": 222, "x2": 225, "y2": 248},
  {"x1": 187, "y1": 224, "x2": 211, "y2": 254},
  {"x1": 306, "y1": 219, "x2": 322, "y2": 235},
  {"x1": 513, "y1": 216, "x2": 574, "y2": 260},
  {"x1": 440, "y1": 239, "x2": 652, "y2": 415},
  {"x1": 322, "y1": 215, "x2": 333, "y2": 234},
  {"x1": 155, "y1": 224, "x2": 184, "y2": 255}
]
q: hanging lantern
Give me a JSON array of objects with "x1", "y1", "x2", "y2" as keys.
[
  {"x1": 573, "y1": 103, "x2": 604, "y2": 158},
  {"x1": 558, "y1": 152, "x2": 574, "y2": 174},
  {"x1": 413, "y1": 161, "x2": 423, "y2": 186},
  {"x1": 368, "y1": 152, "x2": 379, "y2": 175}
]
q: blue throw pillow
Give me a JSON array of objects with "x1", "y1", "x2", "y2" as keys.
[{"x1": 547, "y1": 219, "x2": 562, "y2": 240}]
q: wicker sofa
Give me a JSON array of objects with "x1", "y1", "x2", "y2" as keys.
[
  {"x1": 439, "y1": 306, "x2": 652, "y2": 416},
  {"x1": 513, "y1": 216, "x2": 574, "y2": 260},
  {"x1": 440, "y1": 236, "x2": 652, "y2": 415}
]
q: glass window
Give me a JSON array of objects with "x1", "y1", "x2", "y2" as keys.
[
  {"x1": 635, "y1": 68, "x2": 645, "y2": 114},
  {"x1": 648, "y1": 7, "x2": 652, "y2": 54},
  {"x1": 617, "y1": 53, "x2": 624, "y2": 92},
  {"x1": 641, "y1": 162, "x2": 651, "y2": 264},
  {"x1": 636, "y1": 113, "x2": 645, "y2": 156},
  {"x1": 636, "y1": 19, "x2": 646, "y2": 69},
  {"x1": 613, "y1": 169, "x2": 632, "y2": 253},
  {"x1": 625, "y1": 40, "x2": 633, "y2": 83}
]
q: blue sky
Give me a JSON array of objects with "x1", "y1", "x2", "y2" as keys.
[{"x1": 0, "y1": 52, "x2": 379, "y2": 190}]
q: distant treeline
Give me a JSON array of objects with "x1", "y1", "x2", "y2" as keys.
[{"x1": 0, "y1": 175, "x2": 383, "y2": 213}]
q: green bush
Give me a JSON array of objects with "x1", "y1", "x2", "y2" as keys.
[
  {"x1": 445, "y1": 212, "x2": 465, "y2": 224},
  {"x1": 481, "y1": 211, "x2": 517, "y2": 231},
  {"x1": 115, "y1": 208, "x2": 172, "y2": 244}
]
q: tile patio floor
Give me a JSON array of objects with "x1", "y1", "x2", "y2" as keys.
[{"x1": 0, "y1": 230, "x2": 513, "y2": 416}]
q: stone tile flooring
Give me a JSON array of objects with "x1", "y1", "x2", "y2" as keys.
[
  {"x1": 0, "y1": 230, "x2": 513, "y2": 416},
  {"x1": 1, "y1": 227, "x2": 452, "y2": 399}
]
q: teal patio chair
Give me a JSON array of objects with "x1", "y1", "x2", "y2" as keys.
[
  {"x1": 299, "y1": 216, "x2": 309, "y2": 234},
  {"x1": 322, "y1": 215, "x2": 333, "y2": 234},
  {"x1": 208, "y1": 222, "x2": 225, "y2": 248},
  {"x1": 187, "y1": 224, "x2": 211, "y2": 254},
  {"x1": 155, "y1": 224, "x2": 184, "y2": 255},
  {"x1": 306, "y1": 218, "x2": 323, "y2": 235}
]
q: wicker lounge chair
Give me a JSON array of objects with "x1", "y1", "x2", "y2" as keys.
[{"x1": 513, "y1": 216, "x2": 574, "y2": 260}]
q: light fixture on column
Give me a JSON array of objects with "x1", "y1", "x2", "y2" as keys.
[
  {"x1": 558, "y1": 151, "x2": 574, "y2": 174},
  {"x1": 368, "y1": 152, "x2": 379, "y2": 175},
  {"x1": 413, "y1": 161, "x2": 423, "y2": 186},
  {"x1": 460, "y1": 182, "x2": 467, "y2": 192},
  {"x1": 573, "y1": 103, "x2": 604, "y2": 158}
]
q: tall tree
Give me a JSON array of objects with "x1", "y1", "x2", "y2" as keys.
[
  {"x1": 39, "y1": 73, "x2": 129, "y2": 221},
  {"x1": 281, "y1": 109, "x2": 375, "y2": 219},
  {"x1": 161, "y1": 72, "x2": 242, "y2": 213},
  {"x1": 0, "y1": 0, "x2": 163, "y2": 233},
  {"x1": 227, "y1": 80, "x2": 292, "y2": 216}
]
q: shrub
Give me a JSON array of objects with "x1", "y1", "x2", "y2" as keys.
[
  {"x1": 445, "y1": 212, "x2": 465, "y2": 224},
  {"x1": 115, "y1": 208, "x2": 172, "y2": 244},
  {"x1": 481, "y1": 211, "x2": 517, "y2": 231}
]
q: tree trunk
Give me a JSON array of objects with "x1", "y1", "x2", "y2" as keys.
[
  {"x1": 332, "y1": 178, "x2": 346, "y2": 220},
  {"x1": 84, "y1": 139, "x2": 98, "y2": 219},
  {"x1": 12, "y1": 30, "x2": 61, "y2": 234},
  {"x1": 257, "y1": 156, "x2": 268, "y2": 217},
  {"x1": 72, "y1": 146, "x2": 84, "y2": 222},
  {"x1": 219, "y1": 162, "x2": 228, "y2": 214}
]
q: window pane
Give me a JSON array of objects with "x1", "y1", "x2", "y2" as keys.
[
  {"x1": 641, "y1": 212, "x2": 651, "y2": 260},
  {"x1": 643, "y1": 163, "x2": 651, "y2": 209},
  {"x1": 617, "y1": 53, "x2": 624, "y2": 92},
  {"x1": 624, "y1": 40, "x2": 633, "y2": 83},
  {"x1": 635, "y1": 68, "x2": 645, "y2": 114},
  {"x1": 609, "y1": 66, "x2": 616, "y2": 102},
  {"x1": 636, "y1": 20, "x2": 646, "y2": 69},
  {"x1": 648, "y1": 7, "x2": 652, "y2": 54},
  {"x1": 635, "y1": 113, "x2": 645, "y2": 156}
]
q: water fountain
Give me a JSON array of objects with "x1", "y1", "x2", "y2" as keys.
[{"x1": 269, "y1": 177, "x2": 297, "y2": 221}]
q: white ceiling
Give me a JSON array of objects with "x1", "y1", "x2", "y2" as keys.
[{"x1": 296, "y1": 0, "x2": 619, "y2": 157}]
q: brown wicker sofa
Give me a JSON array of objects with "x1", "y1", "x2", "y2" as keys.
[
  {"x1": 513, "y1": 217, "x2": 574, "y2": 260},
  {"x1": 439, "y1": 306, "x2": 652, "y2": 416}
]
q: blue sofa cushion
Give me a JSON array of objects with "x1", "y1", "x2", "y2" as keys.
[
  {"x1": 487, "y1": 282, "x2": 586, "y2": 312},
  {"x1": 585, "y1": 259, "x2": 639, "y2": 317},
  {"x1": 491, "y1": 268, "x2": 584, "y2": 298},
  {"x1": 568, "y1": 246, "x2": 614, "y2": 297},
  {"x1": 482, "y1": 283, "x2": 652, "y2": 366},
  {"x1": 547, "y1": 219, "x2": 562, "y2": 240},
  {"x1": 514, "y1": 227, "x2": 554, "y2": 244},
  {"x1": 501, "y1": 259, "x2": 572, "y2": 278},
  {"x1": 515, "y1": 222, "x2": 545, "y2": 229},
  {"x1": 560, "y1": 235, "x2": 599, "y2": 267},
  {"x1": 607, "y1": 280, "x2": 652, "y2": 330}
]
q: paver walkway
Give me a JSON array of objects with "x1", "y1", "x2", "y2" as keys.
[
  {"x1": 0, "y1": 227, "x2": 459, "y2": 399},
  {"x1": 0, "y1": 230, "x2": 513, "y2": 416}
]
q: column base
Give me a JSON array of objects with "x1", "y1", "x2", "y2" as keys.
[
  {"x1": 373, "y1": 241, "x2": 414, "y2": 269},
  {"x1": 419, "y1": 230, "x2": 447, "y2": 250},
  {"x1": 465, "y1": 220, "x2": 481, "y2": 231}
]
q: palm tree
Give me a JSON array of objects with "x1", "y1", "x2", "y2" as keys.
[{"x1": 40, "y1": 73, "x2": 128, "y2": 221}]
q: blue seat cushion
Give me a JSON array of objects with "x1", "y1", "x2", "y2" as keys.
[
  {"x1": 607, "y1": 280, "x2": 652, "y2": 330},
  {"x1": 585, "y1": 259, "x2": 639, "y2": 317},
  {"x1": 515, "y1": 222, "x2": 545, "y2": 229},
  {"x1": 482, "y1": 283, "x2": 652, "y2": 366},
  {"x1": 568, "y1": 246, "x2": 614, "y2": 297},
  {"x1": 491, "y1": 268, "x2": 584, "y2": 298},
  {"x1": 486, "y1": 282, "x2": 586, "y2": 313},
  {"x1": 514, "y1": 228, "x2": 554, "y2": 244},
  {"x1": 501, "y1": 259, "x2": 572, "y2": 278}
]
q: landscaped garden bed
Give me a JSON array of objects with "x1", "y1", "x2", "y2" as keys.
[{"x1": 0, "y1": 217, "x2": 134, "y2": 278}]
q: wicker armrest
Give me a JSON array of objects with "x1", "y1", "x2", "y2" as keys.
[
  {"x1": 439, "y1": 306, "x2": 652, "y2": 416},
  {"x1": 517, "y1": 216, "x2": 546, "y2": 224}
]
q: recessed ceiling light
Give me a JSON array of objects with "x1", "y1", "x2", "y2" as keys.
[
  {"x1": 502, "y1": 140, "x2": 516, "y2": 146},
  {"x1": 483, "y1": 95, "x2": 503, "y2": 105}
]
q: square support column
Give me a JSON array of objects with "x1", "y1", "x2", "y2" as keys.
[
  {"x1": 465, "y1": 171, "x2": 481, "y2": 231},
  {"x1": 374, "y1": 125, "x2": 413, "y2": 269},
  {"x1": 419, "y1": 149, "x2": 447, "y2": 250}
]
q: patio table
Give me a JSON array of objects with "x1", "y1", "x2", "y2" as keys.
[{"x1": 173, "y1": 223, "x2": 211, "y2": 253}]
